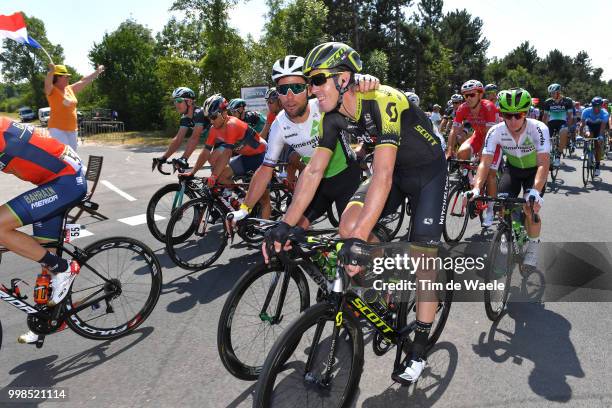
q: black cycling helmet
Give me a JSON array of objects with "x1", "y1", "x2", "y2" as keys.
[
  {"x1": 484, "y1": 83, "x2": 497, "y2": 93},
  {"x1": 265, "y1": 87, "x2": 279, "y2": 100},
  {"x1": 203, "y1": 94, "x2": 228, "y2": 117},
  {"x1": 303, "y1": 42, "x2": 363, "y2": 76},
  {"x1": 591, "y1": 96, "x2": 603, "y2": 106},
  {"x1": 172, "y1": 87, "x2": 196, "y2": 99}
]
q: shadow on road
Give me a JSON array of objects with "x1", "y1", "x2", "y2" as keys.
[
  {"x1": 1, "y1": 327, "x2": 154, "y2": 406},
  {"x1": 161, "y1": 252, "x2": 261, "y2": 313},
  {"x1": 472, "y1": 278, "x2": 585, "y2": 403}
]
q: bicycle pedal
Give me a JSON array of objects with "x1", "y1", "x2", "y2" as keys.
[{"x1": 35, "y1": 336, "x2": 45, "y2": 349}]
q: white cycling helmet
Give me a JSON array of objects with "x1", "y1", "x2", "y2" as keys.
[
  {"x1": 172, "y1": 87, "x2": 196, "y2": 99},
  {"x1": 405, "y1": 92, "x2": 420, "y2": 107},
  {"x1": 271, "y1": 55, "x2": 306, "y2": 82},
  {"x1": 451, "y1": 93, "x2": 464, "y2": 103},
  {"x1": 461, "y1": 80, "x2": 484, "y2": 94}
]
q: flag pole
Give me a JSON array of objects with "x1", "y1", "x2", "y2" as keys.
[{"x1": 38, "y1": 45, "x2": 54, "y2": 64}]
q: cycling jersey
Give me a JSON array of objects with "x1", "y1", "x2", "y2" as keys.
[
  {"x1": 452, "y1": 99, "x2": 498, "y2": 142},
  {"x1": 443, "y1": 105, "x2": 456, "y2": 119},
  {"x1": 179, "y1": 106, "x2": 210, "y2": 130},
  {"x1": 581, "y1": 107, "x2": 609, "y2": 124},
  {"x1": 319, "y1": 86, "x2": 444, "y2": 173},
  {"x1": 543, "y1": 97, "x2": 573, "y2": 122},
  {"x1": 528, "y1": 107, "x2": 540, "y2": 120},
  {"x1": 483, "y1": 118, "x2": 550, "y2": 169},
  {"x1": 243, "y1": 111, "x2": 266, "y2": 133},
  {"x1": 263, "y1": 98, "x2": 320, "y2": 168},
  {"x1": 204, "y1": 116, "x2": 267, "y2": 156},
  {"x1": 0, "y1": 118, "x2": 81, "y2": 185}
]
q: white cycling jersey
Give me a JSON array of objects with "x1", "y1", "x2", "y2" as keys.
[
  {"x1": 483, "y1": 118, "x2": 550, "y2": 169},
  {"x1": 263, "y1": 98, "x2": 320, "y2": 168}
]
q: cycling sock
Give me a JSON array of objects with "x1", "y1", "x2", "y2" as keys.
[
  {"x1": 528, "y1": 236, "x2": 540, "y2": 242},
  {"x1": 39, "y1": 251, "x2": 68, "y2": 273},
  {"x1": 411, "y1": 320, "x2": 432, "y2": 361}
]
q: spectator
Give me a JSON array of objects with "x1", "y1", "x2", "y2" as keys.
[
  {"x1": 44, "y1": 63, "x2": 104, "y2": 150},
  {"x1": 260, "y1": 88, "x2": 282, "y2": 140}
]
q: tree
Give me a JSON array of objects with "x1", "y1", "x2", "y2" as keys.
[
  {"x1": 365, "y1": 50, "x2": 389, "y2": 83},
  {"x1": 417, "y1": 0, "x2": 444, "y2": 30},
  {"x1": 0, "y1": 14, "x2": 65, "y2": 110},
  {"x1": 89, "y1": 20, "x2": 164, "y2": 129},
  {"x1": 503, "y1": 41, "x2": 539, "y2": 72}
]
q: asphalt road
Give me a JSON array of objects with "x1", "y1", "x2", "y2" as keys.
[{"x1": 0, "y1": 142, "x2": 611, "y2": 407}]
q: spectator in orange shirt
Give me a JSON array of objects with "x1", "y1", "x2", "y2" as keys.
[{"x1": 44, "y1": 63, "x2": 105, "y2": 150}]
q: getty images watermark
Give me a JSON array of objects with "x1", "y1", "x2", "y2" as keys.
[{"x1": 368, "y1": 253, "x2": 505, "y2": 292}]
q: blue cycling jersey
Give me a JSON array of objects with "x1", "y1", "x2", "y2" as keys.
[{"x1": 581, "y1": 107, "x2": 609, "y2": 124}]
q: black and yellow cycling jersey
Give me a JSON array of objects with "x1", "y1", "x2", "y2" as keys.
[{"x1": 317, "y1": 85, "x2": 444, "y2": 170}]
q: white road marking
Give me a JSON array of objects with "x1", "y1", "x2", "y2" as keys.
[
  {"x1": 70, "y1": 229, "x2": 94, "y2": 241},
  {"x1": 118, "y1": 213, "x2": 163, "y2": 226},
  {"x1": 101, "y1": 180, "x2": 137, "y2": 201}
]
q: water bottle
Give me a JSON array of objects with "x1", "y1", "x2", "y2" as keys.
[{"x1": 34, "y1": 268, "x2": 51, "y2": 304}]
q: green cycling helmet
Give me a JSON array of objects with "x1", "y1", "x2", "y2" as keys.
[
  {"x1": 498, "y1": 88, "x2": 532, "y2": 113},
  {"x1": 303, "y1": 42, "x2": 363, "y2": 76}
]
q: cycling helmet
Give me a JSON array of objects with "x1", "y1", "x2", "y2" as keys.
[
  {"x1": 498, "y1": 88, "x2": 532, "y2": 113},
  {"x1": 271, "y1": 55, "x2": 305, "y2": 82},
  {"x1": 547, "y1": 83, "x2": 562, "y2": 95},
  {"x1": 265, "y1": 87, "x2": 279, "y2": 100},
  {"x1": 203, "y1": 94, "x2": 228, "y2": 116},
  {"x1": 603, "y1": 98, "x2": 609, "y2": 104},
  {"x1": 172, "y1": 87, "x2": 196, "y2": 99},
  {"x1": 591, "y1": 96, "x2": 603, "y2": 106},
  {"x1": 228, "y1": 98, "x2": 247, "y2": 111},
  {"x1": 405, "y1": 92, "x2": 420, "y2": 107},
  {"x1": 451, "y1": 93, "x2": 464, "y2": 103},
  {"x1": 303, "y1": 42, "x2": 363, "y2": 76},
  {"x1": 461, "y1": 80, "x2": 484, "y2": 94},
  {"x1": 484, "y1": 83, "x2": 497, "y2": 93}
]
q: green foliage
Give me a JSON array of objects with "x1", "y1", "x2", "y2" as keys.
[
  {"x1": 365, "y1": 50, "x2": 389, "y2": 84},
  {"x1": 89, "y1": 20, "x2": 164, "y2": 130}
]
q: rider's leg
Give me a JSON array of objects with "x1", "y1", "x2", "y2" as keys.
[
  {"x1": 0, "y1": 205, "x2": 47, "y2": 261},
  {"x1": 559, "y1": 126, "x2": 569, "y2": 153}
]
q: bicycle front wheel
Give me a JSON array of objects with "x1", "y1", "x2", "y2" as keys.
[
  {"x1": 254, "y1": 302, "x2": 364, "y2": 408},
  {"x1": 582, "y1": 155, "x2": 590, "y2": 187},
  {"x1": 146, "y1": 183, "x2": 197, "y2": 242},
  {"x1": 217, "y1": 261, "x2": 311, "y2": 381},
  {"x1": 484, "y1": 229, "x2": 514, "y2": 321},
  {"x1": 165, "y1": 198, "x2": 228, "y2": 270},
  {"x1": 65, "y1": 237, "x2": 162, "y2": 340}
]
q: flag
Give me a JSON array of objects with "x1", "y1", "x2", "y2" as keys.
[{"x1": 0, "y1": 12, "x2": 41, "y2": 48}]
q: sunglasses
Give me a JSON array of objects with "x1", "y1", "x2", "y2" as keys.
[
  {"x1": 307, "y1": 72, "x2": 339, "y2": 87},
  {"x1": 502, "y1": 112, "x2": 525, "y2": 120},
  {"x1": 266, "y1": 98, "x2": 278, "y2": 104},
  {"x1": 452, "y1": 102, "x2": 461, "y2": 105},
  {"x1": 208, "y1": 112, "x2": 221, "y2": 120},
  {"x1": 277, "y1": 83, "x2": 308, "y2": 96},
  {"x1": 174, "y1": 97, "x2": 186, "y2": 104},
  {"x1": 463, "y1": 93, "x2": 478, "y2": 99}
]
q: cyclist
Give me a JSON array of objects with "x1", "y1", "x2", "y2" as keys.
[
  {"x1": 440, "y1": 94, "x2": 463, "y2": 137},
  {"x1": 484, "y1": 83, "x2": 498, "y2": 104},
  {"x1": 569, "y1": 100, "x2": 583, "y2": 151},
  {"x1": 405, "y1": 91, "x2": 420, "y2": 107},
  {"x1": 528, "y1": 99, "x2": 540, "y2": 120},
  {"x1": 266, "y1": 42, "x2": 446, "y2": 385},
  {"x1": 542, "y1": 83, "x2": 573, "y2": 167},
  {"x1": 0, "y1": 117, "x2": 87, "y2": 344},
  {"x1": 183, "y1": 94, "x2": 271, "y2": 216},
  {"x1": 227, "y1": 98, "x2": 266, "y2": 133},
  {"x1": 259, "y1": 88, "x2": 282, "y2": 140},
  {"x1": 153, "y1": 87, "x2": 210, "y2": 170},
  {"x1": 446, "y1": 80, "x2": 500, "y2": 227},
  {"x1": 579, "y1": 96, "x2": 609, "y2": 176},
  {"x1": 469, "y1": 88, "x2": 550, "y2": 270}
]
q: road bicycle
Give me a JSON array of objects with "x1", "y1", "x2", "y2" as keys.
[
  {"x1": 582, "y1": 137, "x2": 599, "y2": 187},
  {"x1": 252, "y1": 237, "x2": 453, "y2": 407},
  {"x1": 0, "y1": 202, "x2": 162, "y2": 350},
  {"x1": 474, "y1": 194, "x2": 538, "y2": 321},
  {"x1": 549, "y1": 130, "x2": 560, "y2": 183}
]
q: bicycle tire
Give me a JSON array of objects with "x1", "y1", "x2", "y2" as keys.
[
  {"x1": 217, "y1": 261, "x2": 311, "y2": 381},
  {"x1": 0, "y1": 320, "x2": 3, "y2": 350},
  {"x1": 253, "y1": 302, "x2": 364, "y2": 408},
  {"x1": 443, "y1": 183, "x2": 469, "y2": 242},
  {"x1": 64, "y1": 237, "x2": 162, "y2": 340},
  {"x1": 484, "y1": 229, "x2": 513, "y2": 321},
  {"x1": 165, "y1": 198, "x2": 228, "y2": 270},
  {"x1": 146, "y1": 183, "x2": 197, "y2": 242},
  {"x1": 582, "y1": 154, "x2": 589, "y2": 187}
]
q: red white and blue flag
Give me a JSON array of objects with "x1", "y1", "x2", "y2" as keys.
[{"x1": 0, "y1": 12, "x2": 41, "y2": 48}]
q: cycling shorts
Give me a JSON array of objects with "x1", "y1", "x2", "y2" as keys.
[
  {"x1": 585, "y1": 122, "x2": 604, "y2": 140},
  {"x1": 304, "y1": 162, "x2": 361, "y2": 223},
  {"x1": 547, "y1": 120, "x2": 568, "y2": 135},
  {"x1": 498, "y1": 165, "x2": 543, "y2": 199},
  {"x1": 229, "y1": 152, "x2": 265, "y2": 176},
  {"x1": 348, "y1": 156, "x2": 448, "y2": 244},
  {"x1": 463, "y1": 136, "x2": 502, "y2": 170},
  {"x1": 5, "y1": 169, "x2": 87, "y2": 242}
]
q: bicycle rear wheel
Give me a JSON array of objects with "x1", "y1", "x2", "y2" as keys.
[
  {"x1": 65, "y1": 237, "x2": 162, "y2": 340},
  {"x1": 146, "y1": 183, "x2": 197, "y2": 242},
  {"x1": 443, "y1": 184, "x2": 469, "y2": 242},
  {"x1": 484, "y1": 229, "x2": 513, "y2": 321},
  {"x1": 165, "y1": 198, "x2": 228, "y2": 270},
  {"x1": 253, "y1": 302, "x2": 364, "y2": 408},
  {"x1": 582, "y1": 154, "x2": 590, "y2": 187},
  {"x1": 217, "y1": 261, "x2": 311, "y2": 380}
]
